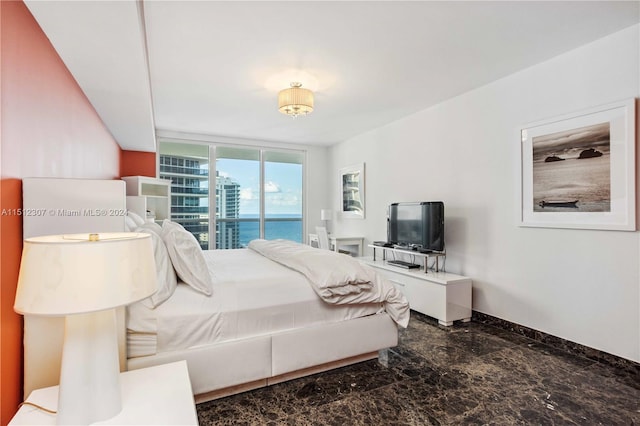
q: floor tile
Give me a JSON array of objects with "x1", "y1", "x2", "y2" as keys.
[{"x1": 197, "y1": 312, "x2": 640, "y2": 425}]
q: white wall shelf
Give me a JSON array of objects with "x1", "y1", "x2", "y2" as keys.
[{"x1": 122, "y1": 176, "x2": 170, "y2": 223}]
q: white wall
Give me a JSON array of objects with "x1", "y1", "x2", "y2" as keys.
[
  {"x1": 328, "y1": 25, "x2": 640, "y2": 362},
  {"x1": 305, "y1": 145, "x2": 330, "y2": 238}
]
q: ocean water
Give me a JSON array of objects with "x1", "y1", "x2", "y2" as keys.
[
  {"x1": 238, "y1": 215, "x2": 303, "y2": 247},
  {"x1": 533, "y1": 154, "x2": 610, "y2": 212}
]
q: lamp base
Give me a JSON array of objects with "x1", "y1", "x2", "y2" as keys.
[{"x1": 58, "y1": 309, "x2": 122, "y2": 425}]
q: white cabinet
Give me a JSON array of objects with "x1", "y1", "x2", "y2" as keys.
[
  {"x1": 361, "y1": 256, "x2": 472, "y2": 326},
  {"x1": 9, "y1": 361, "x2": 198, "y2": 425},
  {"x1": 122, "y1": 176, "x2": 170, "y2": 223}
]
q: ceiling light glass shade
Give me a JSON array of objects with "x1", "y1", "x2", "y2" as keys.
[
  {"x1": 278, "y1": 82, "x2": 314, "y2": 117},
  {"x1": 14, "y1": 232, "x2": 157, "y2": 316}
]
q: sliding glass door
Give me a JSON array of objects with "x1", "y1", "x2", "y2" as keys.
[
  {"x1": 159, "y1": 142, "x2": 210, "y2": 249},
  {"x1": 215, "y1": 147, "x2": 260, "y2": 249},
  {"x1": 160, "y1": 140, "x2": 304, "y2": 249},
  {"x1": 263, "y1": 151, "x2": 303, "y2": 242}
]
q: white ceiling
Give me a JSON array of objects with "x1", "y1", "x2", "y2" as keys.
[{"x1": 25, "y1": 1, "x2": 639, "y2": 151}]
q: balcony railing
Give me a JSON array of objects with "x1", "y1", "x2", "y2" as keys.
[
  {"x1": 160, "y1": 166, "x2": 209, "y2": 176},
  {"x1": 170, "y1": 186, "x2": 209, "y2": 195},
  {"x1": 170, "y1": 206, "x2": 209, "y2": 214}
]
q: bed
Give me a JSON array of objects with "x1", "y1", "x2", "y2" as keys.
[{"x1": 21, "y1": 178, "x2": 408, "y2": 402}]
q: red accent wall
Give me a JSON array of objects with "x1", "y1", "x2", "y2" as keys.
[
  {"x1": 121, "y1": 150, "x2": 156, "y2": 178},
  {"x1": 0, "y1": 2, "x2": 151, "y2": 423}
]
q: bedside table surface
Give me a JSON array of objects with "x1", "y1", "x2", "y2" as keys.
[{"x1": 10, "y1": 361, "x2": 197, "y2": 425}]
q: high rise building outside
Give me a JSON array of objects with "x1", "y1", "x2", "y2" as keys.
[
  {"x1": 159, "y1": 154, "x2": 241, "y2": 249},
  {"x1": 216, "y1": 173, "x2": 241, "y2": 249}
]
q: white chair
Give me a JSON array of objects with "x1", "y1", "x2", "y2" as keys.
[
  {"x1": 316, "y1": 226, "x2": 352, "y2": 255},
  {"x1": 315, "y1": 226, "x2": 331, "y2": 250}
]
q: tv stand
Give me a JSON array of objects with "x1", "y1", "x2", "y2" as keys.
[
  {"x1": 370, "y1": 245, "x2": 445, "y2": 274},
  {"x1": 387, "y1": 260, "x2": 420, "y2": 269},
  {"x1": 360, "y1": 253, "x2": 471, "y2": 326}
]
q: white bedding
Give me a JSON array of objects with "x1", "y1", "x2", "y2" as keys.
[
  {"x1": 127, "y1": 248, "x2": 383, "y2": 357},
  {"x1": 248, "y1": 239, "x2": 410, "y2": 327}
]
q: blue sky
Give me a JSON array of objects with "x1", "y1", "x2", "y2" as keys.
[{"x1": 217, "y1": 159, "x2": 302, "y2": 216}]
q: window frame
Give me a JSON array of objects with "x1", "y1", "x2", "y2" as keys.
[{"x1": 158, "y1": 137, "x2": 306, "y2": 249}]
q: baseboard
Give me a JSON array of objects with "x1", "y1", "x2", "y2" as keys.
[{"x1": 471, "y1": 311, "x2": 639, "y2": 372}]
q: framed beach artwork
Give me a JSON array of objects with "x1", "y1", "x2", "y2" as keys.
[
  {"x1": 340, "y1": 163, "x2": 365, "y2": 219},
  {"x1": 519, "y1": 98, "x2": 636, "y2": 231}
]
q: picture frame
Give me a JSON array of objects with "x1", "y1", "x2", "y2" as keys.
[
  {"x1": 339, "y1": 163, "x2": 365, "y2": 219},
  {"x1": 518, "y1": 98, "x2": 636, "y2": 231}
]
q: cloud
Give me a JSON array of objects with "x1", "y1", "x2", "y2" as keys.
[
  {"x1": 266, "y1": 192, "x2": 300, "y2": 207},
  {"x1": 240, "y1": 188, "x2": 256, "y2": 200},
  {"x1": 241, "y1": 183, "x2": 280, "y2": 200},
  {"x1": 264, "y1": 181, "x2": 281, "y2": 193}
]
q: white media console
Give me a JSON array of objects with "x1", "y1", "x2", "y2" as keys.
[{"x1": 361, "y1": 245, "x2": 472, "y2": 326}]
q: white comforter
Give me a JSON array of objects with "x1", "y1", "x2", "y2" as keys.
[
  {"x1": 128, "y1": 248, "x2": 383, "y2": 355},
  {"x1": 248, "y1": 239, "x2": 410, "y2": 327}
]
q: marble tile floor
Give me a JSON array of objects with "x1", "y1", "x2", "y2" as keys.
[{"x1": 196, "y1": 312, "x2": 640, "y2": 425}]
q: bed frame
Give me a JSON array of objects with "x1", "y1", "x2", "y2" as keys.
[
  {"x1": 129, "y1": 311, "x2": 397, "y2": 402},
  {"x1": 22, "y1": 177, "x2": 398, "y2": 402}
]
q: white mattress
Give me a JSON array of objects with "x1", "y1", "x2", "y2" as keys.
[{"x1": 127, "y1": 249, "x2": 383, "y2": 358}]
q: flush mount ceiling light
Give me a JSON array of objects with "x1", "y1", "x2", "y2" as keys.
[{"x1": 278, "y1": 82, "x2": 314, "y2": 118}]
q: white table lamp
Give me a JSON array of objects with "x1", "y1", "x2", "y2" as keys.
[
  {"x1": 320, "y1": 209, "x2": 332, "y2": 232},
  {"x1": 14, "y1": 233, "x2": 157, "y2": 425}
]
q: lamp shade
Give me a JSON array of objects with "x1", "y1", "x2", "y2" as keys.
[
  {"x1": 14, "y1": 233, "x2": 157, "y2": 316},
  {"x1": 278, "y1": 82, "x2": 314, "y2": 117},
  {"x1": 320, "y1": 209, "x2": 332, "y2": 221}
]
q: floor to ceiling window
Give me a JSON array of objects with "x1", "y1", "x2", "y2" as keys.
[
  {"x1": 159, "y1": 140, "x2": 304, "y2": 249},
  {"x1": 215, "y1": 146, "x2": 260, "y2": 249},
  {"x1": 159, "y1": 142, "x2": 210, "y2": 249},
  {"x1": 263, "y1": 151, "x2": 303, "y2": 243}
]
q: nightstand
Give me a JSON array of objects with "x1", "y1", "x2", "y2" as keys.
[{"x1": 10, "y1": 361, "x2": 198, "y2": 425}]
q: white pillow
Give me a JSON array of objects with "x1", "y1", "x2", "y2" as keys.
[
  {"x1": 161, "y1": 219, "x2": 213, "y2": 296},
  {"x1": 124, "y1": 215, "x2": 137, "y2": 232},
  {"x1": 127, "y1": 211, "x2": 146, "y2": 227},
  {"x1": 135, "y1": 224, "x2": 178, "y2": 308},
  {"x1": 141, "y1": 220, "x2": 163, "y2": 235}
]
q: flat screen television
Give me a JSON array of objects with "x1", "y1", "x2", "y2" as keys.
[{"x1": 388, "y1": 201, "x2": 444, "y2": 252}]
